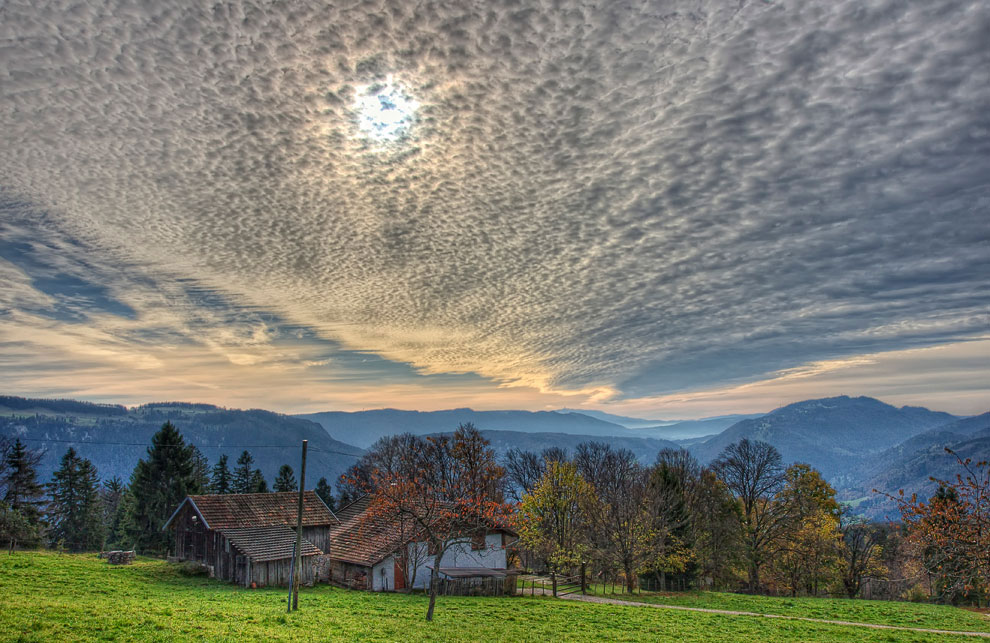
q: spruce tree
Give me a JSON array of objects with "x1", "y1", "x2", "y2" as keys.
[
  {"x1": 48, "y1": 448, "x2": 104, "y2": 551},
  {"x1": 273, "y1": 465, "x2": 297, "y2": 492},
  {"x1": 100, "y1": 477, "x2": 127, "y2": 548},
  {"x1": 315, "y1": 477, "x2": 335, "y2": 511},
  {"x1": 233, "y1": 451, "x2": 255, "y2": 493},
  {"x1": 211, "y1": 454, "x2": 232, "y2": 494},
  {"x1": 190, "y1": 446, "x2": 211, "y2": 492},
  {"x1": 250, "y1": 469, "x2": 268, "y2": 493},
  {"x1": 2, "y1": 439, "x2": 45, "y2": 541},
  {"x1": 126, "y1": 422, "x2": 203, "y2": 553}
]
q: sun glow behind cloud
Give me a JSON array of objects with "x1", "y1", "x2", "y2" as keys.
[{"x1": 353, "y1": 75, "x2": 419, "y2": 142}]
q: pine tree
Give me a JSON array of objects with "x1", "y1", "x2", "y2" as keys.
[
  {"x1": 48, "y1": 448, "x2": 105, "y2": 551},
  {"x1": 315, "y1": 477, "x2": 335, "y2": 511},
  {"x1": 273, "y1": 465, "x2": 297, "y2": 492},
  {"x1": 211, "y1": 454, "x2": 232, "y2": 494},
  {"x1": 2, "y1": 439, "x2": 45, "y2": 543},
  {"x1": 233, "y1": 451, "x2": 255, "y2": 494},
  {"x1": 101, "y1": 477, "x2": 127, "y2": 548},
  {"x1": 250, "y1": 469, "x2": 268, "y2": 493},
  {"x1": 191, "y1": 446, "x2": 211, "y2": 493},
  {"x1": 126, "y1": 422, "x2": 203, "y2": 553}
]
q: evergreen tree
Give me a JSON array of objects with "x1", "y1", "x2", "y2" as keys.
[
  {"x1": 100, "y1": 477, "x2": 127, "y2": 548},
  {"x1": 273, "y1": 464, "x2": 297, "y2": 492},
  {"x1": 233, "y1": 451, "x2": 255, "y2": 494},
  {"x1": 315, "y1": 477, "x2": 335, "y2": 511},
  {"x1": 190, "y1": 446, "x2": 211, "y2": 492},
  {"x1": 250, "y1": 469, "x2": 268, "y2": 493},
  {"x1": 2, "y1": 439, "x2": 46, "y2": 534},
  {"x1": 48, "y1": 448, "x2": 104, "y2": 551},
  {"x1": 211, "y1": 454, "x2": 232, "y2": 494},
  {"x1": 126, "y1": 422, "x2": 203, "y2": 553},
  {"x1": 0, "y1": 502, "x2": 37, "y2": 553}
]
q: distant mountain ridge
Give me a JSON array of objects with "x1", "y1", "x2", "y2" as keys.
[
  {"x1": 297, "y1": 408, "x2": 643, "y2": 449},
  {"x1": 689, "y1": 396, "x2": 958, "y2": 482},
  {"x1": 0, "y1": 396, "x2": 363, "y2": 486}
]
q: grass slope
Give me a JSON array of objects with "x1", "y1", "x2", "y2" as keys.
[{"x1": 0, "y1": 552, "x2": 987, "y2": 642}]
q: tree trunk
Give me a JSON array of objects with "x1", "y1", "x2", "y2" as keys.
[
  {"x1": 580, "y1": 562, "x2": 587, "y2": 595},
  {"x1": 551, "y1": 570, "x2": 558, "y2": 597},
  {"x1": 624, "y1": 561, "x2": 635, "y2": 593},
  {"x1": 426, "y1": 551, "x2": 441, "y2": 621},
  {"x1": 748, "y1": 563, "x2": 759, "y2": 593}
]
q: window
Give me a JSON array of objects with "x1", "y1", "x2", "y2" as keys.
[{"x1": 471, "y1": 532, "x2": 486, "y2": 551}]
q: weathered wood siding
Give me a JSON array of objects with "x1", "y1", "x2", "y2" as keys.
[{"x1": 302, "y1": 526, "x2": 331, "y2": 553}]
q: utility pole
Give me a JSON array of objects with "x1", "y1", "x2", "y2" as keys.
[{"x1": 292, "y1": 439, "x2": 307, "y2": 610}]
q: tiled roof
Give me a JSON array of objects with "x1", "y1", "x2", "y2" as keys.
[
  {"x1": 327, "y1": 496, "x2": 420, "y2": 567},
  {"x1": 220, "y1": 526, "x2": 322, "y2": 562},
  {"x1": 170, "y1": 492, "x2": 337, "y2": 530}
]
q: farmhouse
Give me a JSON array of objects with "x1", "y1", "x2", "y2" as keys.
[
  {"x1": 163, "y1": 491, "x2": 337, "y2": 587},
  {"x1": 327, "y1": 496, "x2": 518, "y2": 594}
]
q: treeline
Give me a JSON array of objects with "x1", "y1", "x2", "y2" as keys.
[
  {"x1": 0, "y1": 423, "x2": 338, "y2": 554},
  {"x1": 346, "y1": 429, "x2": 989, "y2": 606},
  {"x1": 0, "y1": 395, "x2": 128, "y2": 416}
]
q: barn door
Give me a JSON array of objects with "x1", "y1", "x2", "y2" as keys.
[{"x1": 393, "y1": 559, "x2": 405, "y2": 591}]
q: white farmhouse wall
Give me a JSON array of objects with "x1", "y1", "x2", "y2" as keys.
[
  {"x1": 372, "y1": 555, "x2": 395, "y2": 591},
  {"x1": 407, "y1": 533, "x2": 507, "y2": 590}
]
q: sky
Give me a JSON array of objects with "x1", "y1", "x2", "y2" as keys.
[{"x1": 0, "y1": 0, "x2": 988, "y2": 419}]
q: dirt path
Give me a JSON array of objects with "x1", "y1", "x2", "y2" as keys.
[{"x1": 545, "y1": 591, "x2": 990, "y2": 638}]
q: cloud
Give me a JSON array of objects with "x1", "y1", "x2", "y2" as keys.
[{"x1": 0, "y1": 0, "x2": 988, "y2": 411}]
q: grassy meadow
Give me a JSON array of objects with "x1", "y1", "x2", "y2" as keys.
[{"x1": 1, "y1": 551, "x2": 988, "y2": 642}]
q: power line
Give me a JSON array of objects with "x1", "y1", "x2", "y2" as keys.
[{"x1": 6, "y1": 437, "x2": 360, "y2": 458}]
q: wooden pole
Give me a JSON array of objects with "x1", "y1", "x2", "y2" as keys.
[{"x1": 292, "y1": 439, "x2": 308, "y2": 610}]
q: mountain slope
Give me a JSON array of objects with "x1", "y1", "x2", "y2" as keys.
[
  {"x1": 297, "y1": 408, "x2": 639, "y2": 448},
  {"x1": 0, "y1": 396, "x2": 363, "y2": 486},
  {"x1": 690, "y1": 396, "x2": 957, "y2": 481}
]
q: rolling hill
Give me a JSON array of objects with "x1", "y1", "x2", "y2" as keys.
[{"x1": 0, "y1": 396, "x2": 363, "y2": 486}]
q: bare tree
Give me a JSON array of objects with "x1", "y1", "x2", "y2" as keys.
[
  {"x1": 712, "y1": 438, "x2": 788, "y2": 592},
  {"x1": 576, "y1": 442, "x2": 650, "y2": 592},
  {"x1": 840, "y1": 514, "x2": 885, "y2": 598}
]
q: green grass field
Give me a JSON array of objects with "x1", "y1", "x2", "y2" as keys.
[{"x1": 1, "y1": 552, "x2": 987, "y2": 642}]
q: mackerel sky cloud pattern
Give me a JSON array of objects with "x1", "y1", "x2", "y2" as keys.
[{"x1": 1, "y1": 0, "x2": 988, "y2": 414}]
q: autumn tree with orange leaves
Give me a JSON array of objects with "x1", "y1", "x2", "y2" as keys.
[
  {"x1": 888, "y1": 449, "x2": 989, "y2": 606},
  {"x1": 348, "y1": 424, "x2": 514, "y2": 621}
]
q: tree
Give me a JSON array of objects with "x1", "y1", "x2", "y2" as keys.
[
  {"x1": 352, "y1": 424, "x2": 514, "y2": 621},
  {"x1": 211, "y1": 455, "x2": 232, "y2": 494},
  {"x1": 0, "y1": 502, "x2": 37, "y2": 553},
  {"x1": 690, "y1": 469, "x2": 744, "y2": 590},
  {"x1": 575, "y1": 442, "x2": 650, "y2": 592},
  {"x1": 890, "y1": 450, "x2": 990, "y2": 604},
  {"x1": 273, "y1": 465, "x2": 297, "y2": 493},
  {"x1": 518, "y1": 460, "x2": 596, "y2": 590},
  {"x1": 712, "y1": 439, "x2": 788, "y2": 591},
  {"x1": 314, "y1": 477, "x2": 335, "y2": 511},
  {"x1": 250, "y1": 469, "x2": 268, "y2": 493},
  {"x1": 768, "y1": 464, "x2": 843, "y2": 596},
  {"x1": 126, "y1": 422, "x2": 203, "y2": 554},
  {"x1": 47, "y1": 448, "x2": 104, "y2": 551},
  {"x1": 840, "y1": 516, "x2": 886, "y2": 598},
  {"x1": 640, "y1": 449, "x2": 701, "y2": 589},
  {"x1": 503, "y1": 447, "x2": 569, "y2": 503},
  {"x1": 101, "y1": 477, "x2": 128, "y2": 548},
  {"x1": 190, "y1": 446, "x2": 211, "y2": 493},
  {"x1": 2, "y1": 439, "x2": 46, "y2": 539},
  {"x1": 233, "y1": 451, "x2": 255, "y2": 494}
]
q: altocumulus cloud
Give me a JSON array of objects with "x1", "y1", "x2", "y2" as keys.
[{"x1": 0, "y1": 0, "x2": 988, "y2": 409}]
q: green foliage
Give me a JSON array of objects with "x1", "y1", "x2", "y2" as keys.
[
  {"x1": 314, "y1": 477, "x2": 335, "y2": 511},
  {"x1": 125, "y1": 422, "x2": 203, "y2": 554},
  {"x1": 519, "y1": 460, "x2": 596, "y2": 572},
  {"x1": 0, "y1": 502, "x2": 37, "y2": 552},
  {"x1": 47, "y1": 448, "x2": 104, "y2": 552},
  {"x1": 100, "y1": 477, "x2": 128, "y2": 549},
  {"x1": 273, "y1": 465, "x2": 297, "y2": 493},
  {"x1": 250, "y1": 469, "x2": 268, "y2": 493},
  {"x1": 233, "y1": 451, "x2": 255, "y2": 493},
  {"x1": 2, "y1": 439, "x2": 46, "y2": 538},
  {"x1": 211, "y1": 454, "x2": 232, "y2": 494}
]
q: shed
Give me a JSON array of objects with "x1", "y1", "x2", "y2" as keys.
[{"x1": 163, "y1": 491, "x2": 337, "y2": 587}]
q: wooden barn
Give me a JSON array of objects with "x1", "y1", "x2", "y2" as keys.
[{"x1": 163, "y1": 491, "x2": 338, "y2": 587}]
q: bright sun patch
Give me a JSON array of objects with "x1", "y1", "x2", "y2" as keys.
[{"x1": 353, "y1": 75, "x2": 419, "y2": 142}]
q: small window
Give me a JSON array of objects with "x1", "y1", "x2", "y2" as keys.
[{"x1": 471, "y1": 532, "x2": 486, "y2": 551}]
